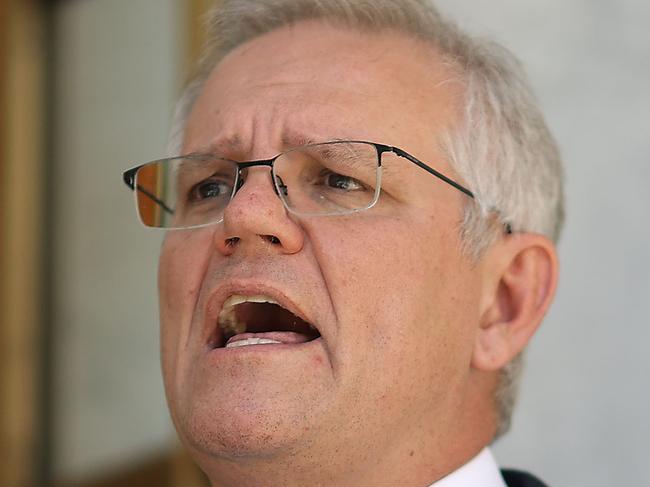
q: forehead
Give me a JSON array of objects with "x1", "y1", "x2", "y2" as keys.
[{"x1": 184, "y1": 20, "x2": 463, "y2": 158}]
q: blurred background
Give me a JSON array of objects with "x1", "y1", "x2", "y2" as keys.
[{"x1": 0, "y1": 0, "x2": 648, "y2": 486}]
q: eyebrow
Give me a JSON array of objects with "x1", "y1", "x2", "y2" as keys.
[
  {"x1": 185, "y1": 136, "x2": 409, "y2": 180},
  {"x1": 177, "y1": 157, "x2": 212, "y2": 171},
  {"x1": 281, "y1": 133, "x2": 319, "y2": 149},
  {"x1": 189, "y1": 137, "x2": 242, "y2": 158},
  {"x1": 189, "y1": 132, "x2": 331, "y2": 158}
]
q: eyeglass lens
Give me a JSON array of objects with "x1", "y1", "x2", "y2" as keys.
[{"x1": 133, "y1": 142, "x2": 382, "y2": 229}]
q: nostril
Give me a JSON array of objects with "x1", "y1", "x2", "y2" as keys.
[
  {"x1": 225, "y1": 237, "x2": 240, "y2": 248},
  {"x1": 264, "y1": 235, "x2": 281, "y2": 245}
]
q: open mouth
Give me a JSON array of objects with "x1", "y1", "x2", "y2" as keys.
[{"x1": 208, "y1": 295, "x2": 321, "y2": 349}]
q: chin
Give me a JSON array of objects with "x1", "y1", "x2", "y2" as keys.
[{"x1": 176, "y1": 387, "x2": 319, "y2": 461}]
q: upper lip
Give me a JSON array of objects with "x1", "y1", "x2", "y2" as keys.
[{"x1": 203, "y1": 281, "x2": 316, "y2": 346}]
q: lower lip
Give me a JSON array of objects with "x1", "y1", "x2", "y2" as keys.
[{"x1": 205, "y1": 336, "x2": 324, "y2": 361}]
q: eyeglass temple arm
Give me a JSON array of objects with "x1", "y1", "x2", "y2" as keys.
[
  {"x1": 123, "y1": 168, "x2": 175, "y2": 215},
  {"x1": 389, "y1": 147, "x2": 512, "y2": 235},
  {"x1": 390, "y1": 147, "x2": 475, "y2": 199}
]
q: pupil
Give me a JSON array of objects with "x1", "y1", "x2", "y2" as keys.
[
  {"x1": 328, "y1": 174, "x2": 355, "y2": 190},
  {"x1": 199, "y1": 182, "x2": 221, "y2": 198}
]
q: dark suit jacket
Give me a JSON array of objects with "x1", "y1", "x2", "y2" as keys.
[{"x1": 501, "y1": 469, "x2": 548, "y2": 487}]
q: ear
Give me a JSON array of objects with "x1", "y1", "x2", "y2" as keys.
[{"x1": 472, "y1": 233, "x2": 559, "y2": 371}]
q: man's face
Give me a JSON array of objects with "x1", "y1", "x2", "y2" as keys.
[{"x1": 159, "y1": 21, "x2": 486, "y2": 473}]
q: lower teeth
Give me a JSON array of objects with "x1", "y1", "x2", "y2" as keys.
[{"x1": 226, "y1": 338, "x2": 282, "y2": 349}]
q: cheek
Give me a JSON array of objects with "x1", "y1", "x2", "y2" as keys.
[
  {"x1": 316, "y1": 214, "x2": 450, "y2": 307},
  {"x1": 311, "y1": 213, "x2": 475, "y2": 369},
  {"x1": 158, "y1": 230, "x2": 214, "y2": 364}
]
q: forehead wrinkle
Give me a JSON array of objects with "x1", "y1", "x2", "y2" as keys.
[
  {"x1": 189, "y1": 76, "x2": 378, "y2": 159},
  {"x1": 190, "y1": 95, "x2": 338, "y2": 158},
  {"x1": 195, "y1": 131, "x2": 344, "y2": 159},
  {"x1": 188, "y1": 106, "x2": 263, "y2": 158},
  {"x1": 191, "y1": 134, "x2": 244, "y2": 157}
]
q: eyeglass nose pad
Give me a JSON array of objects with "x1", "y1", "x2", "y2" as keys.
[
  {"x1": 275, "y1": 175, "x2": 289, "y2": 197},
  {"x1": 235, "y1": 176, "x2": 244, "y2": 193}
]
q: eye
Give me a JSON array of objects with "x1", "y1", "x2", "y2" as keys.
[
  {"x1": 322, "y1": 172, "x2": 365, "y2": 191},
  {"x1": 188, "y1": 178, "x2": 232, "y2": 202}
]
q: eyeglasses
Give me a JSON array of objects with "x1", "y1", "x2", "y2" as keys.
[{"x1": 123, "y1": 140, "x2": 476, "y2": 230}]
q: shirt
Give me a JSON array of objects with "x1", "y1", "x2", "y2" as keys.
[{"x1": 430, "y1": 448, "x2": 507, "y2": 487}]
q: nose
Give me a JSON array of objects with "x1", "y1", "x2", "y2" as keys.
[{"x1": 213, "y1": 167, "x2": 304, "y2": 256}]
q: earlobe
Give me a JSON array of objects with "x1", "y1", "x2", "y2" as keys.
[{"x1": 472, "y1": 234, "x2": 559, "y2": 372}]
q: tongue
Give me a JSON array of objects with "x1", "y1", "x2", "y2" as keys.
[{"x1": 225, "y1": 331, "x2": 314, "y2": 347}]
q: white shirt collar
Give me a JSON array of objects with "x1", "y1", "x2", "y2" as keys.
[{"x1": 429, "y1": 448, "x2": 507, "y2": 487}]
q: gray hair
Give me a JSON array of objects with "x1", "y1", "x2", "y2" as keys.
[{"x1": 169, "y1": 0, "x2": 565, "y2": 440}]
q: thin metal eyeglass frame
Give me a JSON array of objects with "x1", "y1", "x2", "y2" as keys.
[{"x1": 123, "y1": 140, "x2": 503, "y2": 231}]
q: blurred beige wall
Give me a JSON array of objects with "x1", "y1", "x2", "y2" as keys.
[{"x1": 50, "y1": 0, "x2": 183, "y2": 482}]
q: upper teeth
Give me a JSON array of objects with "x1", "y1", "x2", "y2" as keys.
[
  {"x1": 223, "y1": 294, "x2": 279, "y2": 308},
  {"x1": 218, "y1": 294, "x2": 280, "y2": 335}
]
